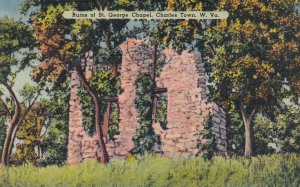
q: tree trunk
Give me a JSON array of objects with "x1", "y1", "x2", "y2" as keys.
[
  {"x1": 1, "y1": 83, "x2": 21, "y2": 166},
  {"x1": 243, "y1": 115, "x2": 253, "y2": 157},
  {"x1": 105, "y1": 32, "x2": 117, "y2": 77},
  {"x1": 1, "y1": 121, "x2": 18, "y2": 166},
  {"x1": 102, "y1": 101, "x2": 111, "y2": 140},
  {"x1": 76, "y1": 66, "x2": 109, "y2": 164},
  {"x1": 240, "y1": 104, "x2": 256, "y2": 157},
  {"x1": 7, "y1": 94, "x2": 39, "y2": 165},
  {"x1": 151, "y1": 43, "x2": 158, "y2": 123}
]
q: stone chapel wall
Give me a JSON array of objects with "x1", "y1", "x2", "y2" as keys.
[{"x1": 67, "y1": 52, "x2": 101, "y2": 164}]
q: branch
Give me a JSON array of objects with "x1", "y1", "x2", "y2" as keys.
[
  {"x1": 96, "y1": 0, "x2": 104, "y2": 11},
  {"x1": 38, "y1": 121, "x2": 49, "y2": 142},
  {"x1": 0, "y1": 97, "x2": 12, "y2": 119},
  {"x1": 7, "y1": 90, "x2": 41, "y2": 159},
  {"x1": 19, "y1": 92, "x2": 40, "y2": 125},
  {"x1": 250, "y1": 106, "x2": 256, "y2": 120},
  {"x1": 76, "y1": 63, "x2": 96, "y2": 97},
  {"x1": 3, "y1": 82, "x2": 21, "y2": 129},
  {"x1": 105, "y1": 32, "x2": 113, "y2": 51},
  {"x1": 239, "y1": 101, "x2": 247, "y2": 123},
  {"x1": 3, "y1": 82, "x2": 20, "y2": 110}
]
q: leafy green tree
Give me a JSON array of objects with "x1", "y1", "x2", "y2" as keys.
[
  {"x1": 226, "y1": 106, "x2": 245, "y2": 156},
  {"x1": 204, "y1": 0, "x2": 299, "y2": 156},
  {"x1": 41, "y1": 80, "x2": 69, "y2": 166},
  {"x1": 253, "y1": 102, "x2": 300, "y2": 154},
  {"x1": 0, "y1": 17, "x2": 40, "y2": 166}
]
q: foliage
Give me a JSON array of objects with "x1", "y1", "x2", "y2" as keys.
[
  {"x1": 0, "y1": 17, "x2": 36, "y2": 96},
  {"x1": 78, "y1": 87, "x2": 95, "y2": 136},
  {"x1": 79, "y1": 70, "x2": 120, "y2": 137},
  {"x1": 27, "y1": 0, "x2": 131, "y2": 83},
  {"x1": 0, "y1": 17, "x2": 34, "y2": 82},
  {"x1": 0, "y1": 108, "x2": 6, "y2": 158},
  {"x1": 198, "y1": 114, "x2": 216, "y2": 160},
  {"x1": 30, "y1": 4, "x2": 76, "y2": 83},
  {"x1": 0, "y1": 17, "x2": 39, "y2": 166},
  {"x1": 276, "y1": 105, "x2": 300, "y2": 153},
  {"x1": 205, "y1": 0, "x2": 299, "y2": 108},
  {"x1": 254, "y1": 104, "x2": 300, "y2": 154},
  {"x1": 0, "y1": 154, "x2": 299, "y2": 186},
  {"x1": 226, "y1": 106, "x2": 245, "y2": 156},
  {"x1": 108, "y1": 102, "x2": 120, "y2": 140},
  {"x1": 155, "y1": 93, "x2": 168, "y2": 130},
  {"x1": 11, "y1": 102, "x2": 48, "y2": 165},
  {"x1": 40, "y1": 80, "x2": 70, "y2": 166},
  {"x1": 203, "y1": 0, "x2": 299, "y2": 156},
  {"x1": 206, "y1": 0, "x2": 299, "y2": 107},
  {"x1": 133, "y1": 74, "x2": 159, "y2": 154},
  {"x1": 227, "y1": 102, "x2": 300, "y2": 156},
  {"x1": 27, "y1": 0, "x2": 130, "y2": 164}
]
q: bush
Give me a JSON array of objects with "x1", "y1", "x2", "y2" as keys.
[{"x1": 0, "y1": 154, "x2": 299, "y2": 187}]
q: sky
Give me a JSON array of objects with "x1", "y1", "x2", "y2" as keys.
[{"x1": 0, "y1": 0, "x2": 23, "y2": 18}]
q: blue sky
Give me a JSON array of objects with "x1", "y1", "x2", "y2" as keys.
[{"x1": 0, "y1": 0, "x2": 23, "y2": 18}]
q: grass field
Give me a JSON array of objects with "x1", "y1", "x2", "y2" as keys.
[{"x1": 0, "y1": 154, "x2": 299, "y2": 187}]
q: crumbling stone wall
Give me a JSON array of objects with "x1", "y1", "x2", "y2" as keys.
[
  {"x1": 67, "y1": 71, "x2": 100, "y2": 164},
  {"x1": 211, "y1": 103, "x2": 227, "y2": 156},
  {"x1": 113, "y1": 39, "x2": 153, "y2": 157},
  {"x1": 67, "y1": 51, "x2": 104, "y2": 164},
  {"x1": 153, "y1": 48, "x2": 227, "y2": 158},
  {"x1": 67, "y1": 39, "x2": 227, "y2": 164}
]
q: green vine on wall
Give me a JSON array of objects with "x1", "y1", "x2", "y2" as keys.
[
  {"x1": 108, "y1": 102, "x2": 120, "y2": 140},
  {"x1": 198, "y1": 114, "x2": 216, "y2": 160},
  {"x1": 78, "y1": 69, "x2": 120, "y2": 138},
  {"x1": 133, "y1": 73, "x2": 159, "y2": 154},
  {"x1": 156, "y1": 93, "x2": 168, "y2": 130}
]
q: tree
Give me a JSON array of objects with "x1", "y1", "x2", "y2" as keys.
[
  {"x1": 11, "y1": 102, "x2": 48, "y2": 165},
  {"x1": 0, "y1": 17, "x2": 40, "y2": 166},
  {"x1": 26, "y1": 3, "x2": 109, "y2": 164},
  {"x1": 253, "y1": 101, "x2": 300, "y2": 154},
  {"x1": 40, "y1": 79, "x2": 70, "y2": 166},
  {"x1": 204, "y1": 0, "x2": 299, "y2": 156}
]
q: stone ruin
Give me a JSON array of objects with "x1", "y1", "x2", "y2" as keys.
[{"x1": 67, "y1": 39, "x2": 227, "y2": 164}]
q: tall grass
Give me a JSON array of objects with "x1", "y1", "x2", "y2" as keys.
[{"x1": 0, "y1": 154, "x2": 299, "y2": 187}]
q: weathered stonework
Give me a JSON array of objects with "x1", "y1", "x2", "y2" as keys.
[
  {"x1": 211, "y1": 103, "x2": 227, "y2": 155},
  {"x1": 152, "y1": 48, "x2": 227, "y2": 158},
  {"x1": 67, "y1": 51, "x2": 117, "y2": 164},
  {"x1": 67, "y1": 39, "x2": 227, "y2": 164},
  {"x1": 113, "y1": 39, "x2": 153, "y2": 157},
  {"x1": 67, "y1": 69, "x2": 101, "y2": 164}
]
